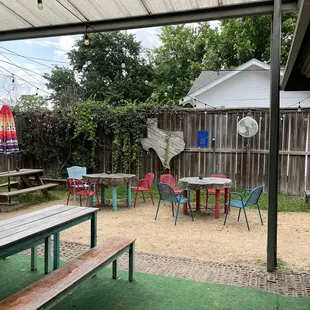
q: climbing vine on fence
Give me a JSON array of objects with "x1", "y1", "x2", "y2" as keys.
[{"x1": 14, "y1": 100, "x2": 163, "y2": 175}]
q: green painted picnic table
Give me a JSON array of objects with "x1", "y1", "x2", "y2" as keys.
[
  {"x1": 0, "y1": 205, "x2": 98, "y2": 274},
  {"x1": 83, "y1": 173, "x2": 136, "y2": 211}
]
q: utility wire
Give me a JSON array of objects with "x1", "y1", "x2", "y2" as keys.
[
  {"x1": 0, "y1": 50, "x2": 70, "y2": 64},
  {"x1": 0, "y1": 53, "x2": 46, "y2": 85},
  {"x1": 0, "y1": 65, "x2": 49, "y2": 94},
  {"x1": 0, "y1": 46, "x2": 53, "y2": 69}
]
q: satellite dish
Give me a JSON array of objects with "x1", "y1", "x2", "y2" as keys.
[{"x1": 237, "y1": 116, "x2": 258, "y2": 138}]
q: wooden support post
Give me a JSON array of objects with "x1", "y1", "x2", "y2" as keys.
[
  {"x1": 31, "y1": 246, "x2": 37, "y2": 271},
  {"x1": 91, "y1": 212, "x2": 97, "y2": 248},
  {"x1": 129, "y1": 243, "x2": 135, "y2": 282},
  {"x1": 53, "y1": 232, "x2": 60, "y2": 270}
]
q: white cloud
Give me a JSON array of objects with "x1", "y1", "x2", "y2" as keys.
[{"x1": 128, "y1": 27, "x2": 161, "y2": 49}]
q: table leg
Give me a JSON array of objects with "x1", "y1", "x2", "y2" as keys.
[
  {"x1": 182, "y1": 190, "x2": 188, "y2": 215},
  {"x1": 44, "y1": 236, "x2": 52, "y2": 274},
  {"x1": 91, "y1": 212, "x2": 97, "y2": 248},
  {"x1": 224, "y1": 188, "x2": 229, "y2": 214},
  {"x1": 31, "y1": 246, "x2": 37, "y2": 271},
  {"x1": 112, "y1": 186, "x2": 117, "y2": 211},
  {"x1": 53, "y1": 232, "x2": 60, "y2": 270},
  {"x1": 127, "y1": 182, "x2": 132, "y2": 207},
  {"x1": 88, "y1": 195, "x2": 94, "y2": 208},
  {"x1": 215, "y1": 189, "x2": 220, "y2": 219},
  {"x1": 101, "y1": 184, "x2": 105, "y2": 205},
  {"x1": 196, "y1": 189, "x2": 201, "y2": 212}
]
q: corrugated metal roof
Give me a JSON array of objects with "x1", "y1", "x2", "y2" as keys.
[{"x1": 0, "y1": 0, "x2": 298, "y2": 41}]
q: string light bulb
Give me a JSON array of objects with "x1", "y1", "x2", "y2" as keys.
[
  {"x1": 37, "y1": 0, "x2": 43, "y2": 10},
  {"x1": 84, "y1": 34, "x2": 89, "y2": 46},
  {"x1": 121, "y1": 62, "x2": 126, "y2": 69},
  {"x1": 36, "y1": 88, "x2": 39, "y2": 96},
  {"x1": 298, "y1": 103, "x2": 301, "y2": 113},
  {"x1": 11, "y1": 75, "x2": 14, "y2": 83}
]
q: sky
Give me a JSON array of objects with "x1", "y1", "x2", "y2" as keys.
[{"x1": 0, "y1": 22, "x2": 219, "y2": 103}]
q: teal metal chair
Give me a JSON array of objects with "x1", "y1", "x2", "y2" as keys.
[
  {"x1": 155, "y1": 182, "x2": 194, "y2": 226},
  {"x1": 224, "y1": 186, "x2": 264, "y2": 231},
  {"x1": 67, "y1": 166, "x2": 88, "y2": 203}
]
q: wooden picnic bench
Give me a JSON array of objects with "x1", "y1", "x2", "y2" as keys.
[
  {"x1": 0, "y1": 169, "x2": 58, "y2": 203},
  {"x1": 0, "y1": 236, "x2": 135, "y2": 310}
]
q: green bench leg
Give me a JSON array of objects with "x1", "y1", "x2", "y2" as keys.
[
  {"x1": 129, "y1": 243, "x2": 135, "y2": 282},
  {"x1": 31, "y1": 246, "x2": 37, "y2": 271},
  {"x1": 112, "y1": 260, "x2": 118, "y2": 279},
  {"x1": 44, "y1": 236, "x2": 52, "y2": 274},
  {"x1": 53, "y1": 232, "x2": 60, "y2": 270},
  {"x1": 91, "y1": 212, "x2": 97, "y2": 248}
]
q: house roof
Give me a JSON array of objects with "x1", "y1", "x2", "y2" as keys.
[
  {"x1": 188, "y1": 70, "x2": 230, "y2": 95},
  {"x1": 183, "y1": 59, "x2": 273, "y2": 103},
  {"x1": 0, "y1": 0, "x2": 298, "y2": 41}
]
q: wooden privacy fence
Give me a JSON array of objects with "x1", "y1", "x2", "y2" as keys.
[{"x1": 0, "y1": 108, "x2": 309, "y2": 196}]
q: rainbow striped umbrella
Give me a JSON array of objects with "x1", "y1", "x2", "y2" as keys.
[
  {"x1": 0, "y1": 105, "x2": 19, "y2": 200},
  {"x1": 0, "y1": 104, "x2": 19, "y2": 156}
]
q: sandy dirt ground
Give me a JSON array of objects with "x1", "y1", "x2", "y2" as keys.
[{"x1": 1, "y1": 198, "x2": 310, "y2": 271}]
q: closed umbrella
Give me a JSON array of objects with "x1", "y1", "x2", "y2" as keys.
[{"x1": 0, "y1": 104, "x2": 20, "y2": 198}]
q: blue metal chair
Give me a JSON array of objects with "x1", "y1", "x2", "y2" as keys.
[
  {"x1": 155, "y1": 182, "x2": 194, "y2": 226},
  {"x1": 67, "y1": 166, "x2": 88, "y2": 203},
  {"x1": 223, "y1": 186, "x2": 264, "y2": 231}
]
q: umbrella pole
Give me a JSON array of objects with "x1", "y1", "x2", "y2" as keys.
[{"x1": 8, "y1": 156, "x2": 11, "y2": 203}]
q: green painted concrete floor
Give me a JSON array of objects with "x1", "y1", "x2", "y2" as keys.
[{"x1": 1, "y1": 254, "x2": 309, "y2": 310}]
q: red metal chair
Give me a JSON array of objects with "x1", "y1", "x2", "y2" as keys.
[
  {"x1": 66, "y1": 178, "x2": 99, "y2": 207},
  {"x1": 160, "y1": 174, "x2": 182, "y2": 195},
  {"x1": 206, "y1": 174, "x2": 230, "y2": 211},
  {"x1": 131, "y1": 173, "x2": 155, "y2": 207}
]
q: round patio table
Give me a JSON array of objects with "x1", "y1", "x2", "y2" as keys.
[
  {"x1": 178, "y1": 177, "x2": 232, "y2": 219},
  {"x1": 83, "y1": 173, "x2": 136, "y2": 211}
]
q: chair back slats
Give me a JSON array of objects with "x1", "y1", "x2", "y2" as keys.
[
  {"x1": 67, "y1": 166, "x2": 87, "y2": 179},
  {"x1": 157, "y1": 183, "x2": 178, "y2": 203},
  {"x1": 245, "y1": 186, "x2": 263, "y2": 206},
  {"x1": 160, "y1": 174, "x2": 177, "y2": 189},
  {"x1": 140, "y1": 173, "x2": 155, "y2": 189},
  {"x1": 67, "y1": 178, "x2": 88, "y2": 195}
]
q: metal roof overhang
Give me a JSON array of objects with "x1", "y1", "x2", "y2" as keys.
[
  {"x1": 0, "y1": 0, "x2": 298, "y2": 42},
  {"x1": 281, "y1": 0, "x2": 310, "y2": 91}
]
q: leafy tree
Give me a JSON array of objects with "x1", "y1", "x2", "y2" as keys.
[
  {"x1": 218, "y1": 13, "x2": 297, "y2": 67},
  {"x1": 67, "y1": 31, "x2": 154, "y2": 105},
  {"x1": 15, "y1": 94, "x2": 48, "y2": 112},
  {"x1": 44, "y1": 66, "x2": 81, "y2": 107},
  {"x1": 151, "y1": 14, "x2": 297, "y2": 104},
  {"x1": 150, "y1": 23, "x2": 219, "y2": 104}
]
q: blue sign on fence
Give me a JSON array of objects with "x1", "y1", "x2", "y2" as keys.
[{"x1": 197, "y1": 131, "x2": 208, "y2": 147}]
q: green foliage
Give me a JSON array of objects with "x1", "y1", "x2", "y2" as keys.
[
  {"x1": 16, "y1": 110, "x2": 75, "y2": 176},
  {"x1": 14, "y1": 95, "x2": 48, "y2": 112},
  {"x1": 219, "y1": 13, "x2": 297, "y2": 67},
  {"x1": 67, "y1": 32, "x2": 154, "y2": 105},
  {"x1": 44, "y1": 65, "x2": 82, "y2": 107}
]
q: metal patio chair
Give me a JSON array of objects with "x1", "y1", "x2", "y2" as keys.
[{"x1": 223, "y1": 186, "x2": 264, "y2": 231}]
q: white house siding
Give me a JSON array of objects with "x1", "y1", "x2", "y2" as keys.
[{"x1": 195, "y1": 69, "x2": 310, "y2": 109}]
